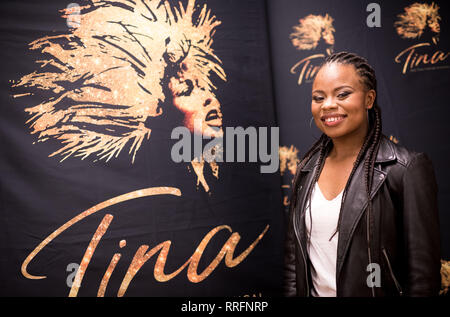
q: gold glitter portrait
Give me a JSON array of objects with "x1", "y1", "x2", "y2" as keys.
[
  {"x1": 11, "y1": 0, "x2": 227, "y2": 163},
  {"x1": 395, "y1": 2, "x2": 441, "y2": 45},
  {"x1": 290, "y1": 14, "x2": 335, "y2": 51}
]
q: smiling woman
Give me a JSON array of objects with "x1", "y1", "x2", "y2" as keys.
[
  {"x1": 311, "y1": 61, "x2": 375, "y2": 145},
  {"x1": 284, "y1": 51, "x2": 441, "y2": 297}
]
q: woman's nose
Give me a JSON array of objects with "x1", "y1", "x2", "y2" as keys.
[{"x1": 322, "y1": 97, "x2": 337, "y2": 109}]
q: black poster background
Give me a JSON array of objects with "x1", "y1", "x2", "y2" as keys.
[
  {"x1": 0, "y1": 0, "x2": 284, "y2": 296},
  {"x1": 268, "y1": 0, "x2": 450, "y2": 260},
  {"x1": 1, "y1": 0, "x2": 449, "y2": 297}
]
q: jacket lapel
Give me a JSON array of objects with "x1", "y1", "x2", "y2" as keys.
[
  {"x1": 335, "y1": 135, "x2": 396, "y2": 280},
  {"x1": 295, "y1": 149, "x2": 321, "y2": 254}
]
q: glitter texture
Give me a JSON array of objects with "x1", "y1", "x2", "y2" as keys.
[{"x1": 12, "y1": 0, "x2": 226, "y2": 163}]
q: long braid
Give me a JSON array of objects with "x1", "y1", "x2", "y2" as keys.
[
  {"x1": 363, "y1": 105, "x2": 382, "y2": 297},
  {"x1": 290, "y1": 51, "x2": 383, "y2": 296},
  {"x1": 289, "y1": 133, "x2": 327, "y2": 216},
  {"x1": 328, "y1": 115, "x2": 375, "y2": 240}
]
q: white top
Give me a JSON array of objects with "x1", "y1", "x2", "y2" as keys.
[{"x1": 305, "y1": 181, "x2": 343, "y2": 297}]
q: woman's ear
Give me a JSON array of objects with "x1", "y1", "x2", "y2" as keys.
[{"x1": 366, "y1": 89, "x2": 376, "y2": 109}]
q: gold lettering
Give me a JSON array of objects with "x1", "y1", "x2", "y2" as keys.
[
  {"x1": 97, "y1": 239, "x2": 126, "y2": 297},
  {"x1": 395, "y1": 43, "x2": 430, "y2": 74},
  {"x1": 431, "y1": 50, "x2": 450, "y2": 64},
  {"x1": 69, "y1": 214, "x2": 113, "y2": 297},
  {"x1": 117, "y1": 241, "x2": 187, "y2": 296},
  {"x1": 415, "y1": 54, "x2": 429, "y2": 67},
  {"x1": 395, "y1": 43, "x2": 449, "y2": 74},
  {"x1": 290, "y1": 54, "x2": 324, "y2": 85},
  {"x1": 117, "y1": 224, "x2": 270, "y2": 296},
  {"x1": 21, "y1": 186, "x2": 269, "y2": 297},
  {"x1": 21, "y1": 187, "x2": 181, "y2": 280}
]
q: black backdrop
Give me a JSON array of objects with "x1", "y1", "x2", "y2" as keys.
[
  {"x1": 0, "y1": 0, "x2": 449, "y2": 297},
  {"x1": 268, "y1": 0, "x2": 450, "y2": 259},
  {"x1": 0, "y1": 0, "x2": 283, "y2": 296}
]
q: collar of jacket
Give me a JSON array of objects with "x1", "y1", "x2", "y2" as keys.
[
  {"x1": 300, "y1": 134, "x2": 396, "y2": 172},
  {"x1": 297, "y1": 134, "x2": 397, "y2": 287}
]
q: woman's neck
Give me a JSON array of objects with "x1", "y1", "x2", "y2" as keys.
[{"x1": 328, "y1": 127, "x2": 369, "y2": 161}]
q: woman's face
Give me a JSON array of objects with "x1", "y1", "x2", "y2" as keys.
[
  {"x1": 169, "y1": 65, "x2": 223, "y2": 138},
  {"x1": 311, "y1": 63, "x2": 375, "y2": 140}
]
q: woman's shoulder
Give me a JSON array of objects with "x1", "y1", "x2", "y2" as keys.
[
  {"x1": 381, "y1": 134, "x2": 431, "y2": 168},
  {"x1": 380, "y1": 134, "x2": 436, "y2": 185}
]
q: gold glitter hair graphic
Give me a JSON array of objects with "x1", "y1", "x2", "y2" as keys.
[
  {"x1": 290, "y1": 14, "x2": 335, "y2": 52},
  {"x1": 279, "y1": 145, "x2": 299, "y2": 177},
  {"x1": 11, "y1": 0, "x2": 227, "y2": 163},
  {"x1": 441, "y1": 259, "x2": 450, "y2": 296},
  {"x1": 279, "y1": 145, "x2": 300, "y2": 207},
  {"x1": 395, "y1": 2, "x2": 441, "y2": 45}
]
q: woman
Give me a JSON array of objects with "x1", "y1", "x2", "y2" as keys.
[{"x1": 283, "y1": 51, "x2": 441, "y2": 297}]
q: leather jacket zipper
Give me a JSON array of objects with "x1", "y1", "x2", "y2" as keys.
[
  {"x1": 382, "y1": 248, "x2": 403, "y2": 296},
  {"x1": 293, "y1": 199, "x2": 310, "y2": 297}
]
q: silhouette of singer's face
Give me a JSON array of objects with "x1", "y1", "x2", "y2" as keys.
[
  {"x1": 427, "y1": 16, "x2": 440, "y2": 33},
  {"x1": 311, "y1": 63, "x2": 375, "y2": 140},
  {"x1": 169, "y1": 62, "x2": 223, "y2": 138}
]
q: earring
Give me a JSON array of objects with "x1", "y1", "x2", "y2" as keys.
[{"x1": 309, "y1": 116, "x2": 321, "y2": 140}]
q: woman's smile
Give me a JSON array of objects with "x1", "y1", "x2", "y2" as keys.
[{"x1": 321, "y1": 114, "x2": 348, "y2": 127}]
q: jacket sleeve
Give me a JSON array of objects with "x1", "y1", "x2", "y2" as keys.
[
  {"x1": 283, "y1": 207, "x2": 298, "y2": 297},
  {"x1": 401, "y1": 152, "x2": 441, "y2": 296}
]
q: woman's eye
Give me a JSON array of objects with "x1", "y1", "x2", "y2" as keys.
[
  {"x1": 338, "y1": 91, "x2": 350, "y2": 98},
  {"x1": 312, "y1": 96, "x2": 323, "y2": 102},
  {"x1": 177, "y1": 79, "x2": 194, "y2": 97}
]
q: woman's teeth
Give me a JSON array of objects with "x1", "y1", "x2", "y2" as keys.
[{"x1": 325, "y1": 117, "x2": 341, "y2": 122}]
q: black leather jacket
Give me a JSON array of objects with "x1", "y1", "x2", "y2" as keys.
[{"x1": 284, "y1": 134, "x2": 441, "y2": 297}]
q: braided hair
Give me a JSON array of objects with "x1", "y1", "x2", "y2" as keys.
[{"x1": 289, "y1": 51, "x2": 382, "y2": 296}]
